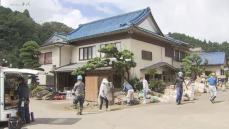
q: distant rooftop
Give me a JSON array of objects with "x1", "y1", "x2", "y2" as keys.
[
  {"x1": 199, "y1": 52, "x2": 225, "y2": 65},
  {"x1": 42, "y1": 32, "x2": 68, "y2": 46}
]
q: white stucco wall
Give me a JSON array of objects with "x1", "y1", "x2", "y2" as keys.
[
  {"x1": 172, "y1": 61, "x2": 182, "y2": 69},
  {"x1": 71, "y1": 39, "x2": 131, "y2": 63},
  {"x1": 128, "y1": 39, "x2": 173, "y2": 78},
  {"x1": 40, "y1": 46, "x2": 60, "y2": 73},
  {"x1": 205, "y1": 65, "x2": 223, "y2": 76},
  {"x1": 138, "y1": 16, "x2": 158, "y2": 33},
  {"x1": 60, "y1": 46, "x2": 72, "y2": 66}
]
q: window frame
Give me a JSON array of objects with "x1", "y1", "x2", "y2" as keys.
[
  {"x1": 141, "y1": 50, "x2": 153, "y2": 61},
  {"x1": 79, "y1": 46, "x2": 95, "y2": 61},
  {"x1": 44, "y1": 52, "x2": 52, "y2": 64}
]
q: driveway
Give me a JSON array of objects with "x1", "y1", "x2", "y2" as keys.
[{"x1": 2, "y1": 90, "x2": 229, "y2": 129}]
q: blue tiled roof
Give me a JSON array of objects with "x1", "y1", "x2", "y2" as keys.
[
  {"x1": 42, "y1": 32, "x2": 67, "y2": 46},
  {"x1": 199, "y1": 52, "x2": 225, "y2": 65},
  {"x1": 55, "y1": 32, "x2": 68, "y2": 41},
  {"x1": 67, "y1": 7, "x2": 151, "y2": 41}
]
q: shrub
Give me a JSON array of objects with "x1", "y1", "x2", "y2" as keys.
[
  {"x1": 31, "y1": 86, "x2": 46, "y2": 97},
  {"x1": 129, "y1": 77, "x2": 142, "y2": 91},
  {"x1": 149, "y1": 80, "x2": 166, "y2": 93}
]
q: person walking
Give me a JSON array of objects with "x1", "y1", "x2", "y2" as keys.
[
  {"x1": 17, "y1": 76, "x2": 30, "y2": 124},
  {"x1": 174, "y1": 72, "x2": 186, "y2": 105},
  {"x1": 123, "y1": 78, "x2": 134, "y2": 105},
  {"x1": 72, "y1": 75, "x2": 85, "y2": 115},
  {"x1": 140, "y1": 77, "x2": 149, "y2": 104},
  {"x1": 99, "y1": 78, "x2": 111, "y2": 111},
  {"x1": 207, "y1": 73, "x2": 217, "y2": 103}
]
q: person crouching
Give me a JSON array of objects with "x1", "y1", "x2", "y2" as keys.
[{"x1": 123, "y1": 78, "x2": 134, "y2": 105}]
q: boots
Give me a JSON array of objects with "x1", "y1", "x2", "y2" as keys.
[{"x1": 77, "y1": 108, "x2": 83, "y2": 115}]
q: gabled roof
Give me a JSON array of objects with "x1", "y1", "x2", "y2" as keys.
[
  {"x1": 140, "y1": 62, "x2": 177, "y2": 71},
  {"x1": 67, "y1": 7, "x2": 163, "y2": 42},
  {"x1": 42, "y1": 32, "x2": 68, "y2": 47},
  {"x1": 199, "y1": 52, "x2": 226, "y2": 65}
]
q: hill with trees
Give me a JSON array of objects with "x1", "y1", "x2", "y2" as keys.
[
  {"x1": 0, "y1": 6, "x2": 72, "y2": 67},
  {"x1": 168, "y1": 33, "x2": 229, "y2": 57}
]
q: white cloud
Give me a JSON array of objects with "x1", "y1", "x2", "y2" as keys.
[
  {"x1": 1, "y1": 0, "x2": 94, "y2": 28},
  {"x1": 66, "y1": 0, "x2": 229, "y2": 42},
  {"x1": 2, "y1": 0, "x2": 229, "y2": 42}
]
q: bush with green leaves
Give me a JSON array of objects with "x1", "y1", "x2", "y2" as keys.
[
  {"x1": 31, "y1": 86, "x2": 46, "y2": 97},
  {"x1": 149, "y1": 80, "x2": 166, "y2": 93},
  {"x1": 129, "y1": 77, "x2": 142, "y2": 91}
]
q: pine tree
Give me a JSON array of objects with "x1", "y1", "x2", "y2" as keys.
[{"x1": 20, "y1": 41, "x2": 41, "y2": 69}]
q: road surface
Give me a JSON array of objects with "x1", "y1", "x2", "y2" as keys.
[{"x1": 1, "y1": 90, "x2": 229, "y2": 129}]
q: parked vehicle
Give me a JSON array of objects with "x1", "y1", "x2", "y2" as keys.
[{"x1": 0, "y1": 67, "x2": 41, "y2": 122}]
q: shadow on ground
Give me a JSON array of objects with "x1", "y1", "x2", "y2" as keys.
[
  {"x1": 214, "y1": 100, "x2": 224, "y2": 104},
  {"x1": 180, "y1": 101, "x2": 195, "y2": 105},
  {"x1": 30, "y1": 118, "x2": 81, "y2": 125}
]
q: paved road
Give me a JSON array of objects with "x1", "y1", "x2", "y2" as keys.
[{"x1": 1, "y1": 90, "x2": 229, "y2": 129}]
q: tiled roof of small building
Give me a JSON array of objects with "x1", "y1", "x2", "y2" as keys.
[
  {"x1": 42, "y1": 32, "x2": 67, "y2": 46},
  {"x1": 199, "y1": 52, "x2": 225, "y2": 65}
]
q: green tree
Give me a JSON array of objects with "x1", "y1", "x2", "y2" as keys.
[
  {"x1": 0, "y1": 6, "x2": 73, "y2": 67},
  {"x1": 19, "y1": 41, "x2": 41, "y2": 69},
  {"x1": 40, "y1": 22, "x2": 73, "y2": 42},
  {"x1": 99, "y1": 45, "x2": 136, "y2": 80},
  {"x1": 182, "y1": 54, "x2": 207, "y2": 77},
  {"x1": 73, "y1": 45, "x2": 136, "y2": 80}
]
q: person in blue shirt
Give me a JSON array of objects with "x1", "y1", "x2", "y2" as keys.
[
  {"x1": 207, "y1": 73, "x2": 217, "y2": 103},
  {"x1": 123, "y1": 78, "x2": 134, "y2": 105}
]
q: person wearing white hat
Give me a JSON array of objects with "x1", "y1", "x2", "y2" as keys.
[
  {"x1": 72, "y1": 75, "x2": 85, "y2": 115},
  {"x1": 99, "y1": 78, "x2": 112, "y2": 111}
]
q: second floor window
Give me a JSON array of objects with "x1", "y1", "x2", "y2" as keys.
[
  {"x1": 174, "y1": 50, "x2": 180, "y2": 61},
  {"x1": 44, "y1": 52, "x2": 52, "y2": 64},
  {"x1": 142, "y1": 50, "x2": 152, "y2": 61},
  {"x1": 79, "y1": 46, "x2": 96, "y2": 60},
  {"x1": 40, "y1": 52, "x2": 52, "y2": 65},
  {"x1": 174, "y1": 50, "x2": 186, "y2": 62}
]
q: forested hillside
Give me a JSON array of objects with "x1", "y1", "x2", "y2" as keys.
[
  {"x1": 168, "y1": 32, "x2": 229, "y2": 57},
  {"x1": 0, "y1": 6, "x2": 73, "y2": 67}
]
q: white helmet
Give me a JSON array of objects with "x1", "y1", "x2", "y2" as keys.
[
  {"x1": 77, "y1": 75, "x2": 83, "y2": 80},
  {"x1": 178, "y1": 72, "x2": 183, "y2": 77}
]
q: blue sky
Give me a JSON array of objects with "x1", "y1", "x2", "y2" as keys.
[
  {"x1": 2, "y1": 0, "x2": 229, "y2": 42},
  {"x1": 59, "y1": 0, "x2": 123, "y2": 18}
]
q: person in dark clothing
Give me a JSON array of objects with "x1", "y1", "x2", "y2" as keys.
[
  {"x1": 72, "y1": 75, "x2": 85, "y2": 115},
  {"x1": 174, "y1": 72, "x2": 186, "y2": 105},
  {"x1": 17, "y1": 76, "x2": 30, "y2": 124}
]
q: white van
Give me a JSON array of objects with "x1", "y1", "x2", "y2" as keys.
[{"x1": 0, "y1": 67, "x2": 40, "y2": 122}]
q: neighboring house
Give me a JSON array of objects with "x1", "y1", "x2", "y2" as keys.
[
  {"x1": 39, "y1": 32, "x2": 72, "y2": 87},
  {"x1": 199, "y1": 52, "x2": 226, "y2": 76},
  {"x1": 39, "y1": 7, "x2": 190, "y2": 91}
]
